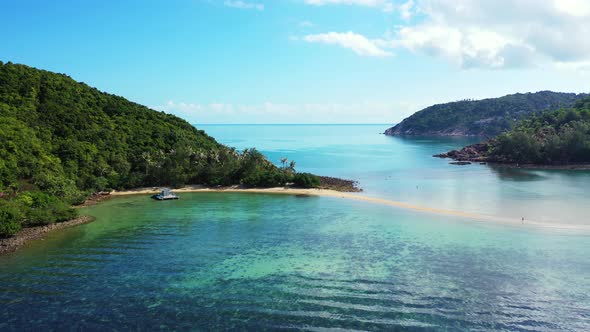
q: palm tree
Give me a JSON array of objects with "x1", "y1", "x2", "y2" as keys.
[
  {"x1": 280, "y1": 157, "x2": 288, "y2": 169},
  {"x1": 141, "y1": 152, "x2": 152, "y2": 175}
]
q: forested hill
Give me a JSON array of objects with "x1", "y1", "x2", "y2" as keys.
[
  {"x1": 0, "y1": 62, "x2": 311, "y2": 237},
  {"x1": 435, "y1": 96, "x2": 590, "y2": 165},
  {"x1": 385, "y1": 91, "x2": 588, "y2": 137},
  {"x1": 0, "y1": 61, "x2": 241, "y2": 191}
]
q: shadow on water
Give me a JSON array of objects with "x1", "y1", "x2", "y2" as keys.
[
  {"x1": 488, "y1": 165, "x2": 590, "y2": 182},
  {"x1": 385, "y1": 135, "x2": 485, "y2": 151},
  {"x1": 487, "y1": 166, "x2": 547, "y2": 182}
]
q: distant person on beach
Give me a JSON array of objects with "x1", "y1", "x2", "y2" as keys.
[{"x1": 522, "y1": 217, "x2": 524, "y2": 224}]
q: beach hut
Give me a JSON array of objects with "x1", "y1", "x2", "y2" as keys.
[{"x1": 152, "y1": 188, "x2": 179, "y2": 200}]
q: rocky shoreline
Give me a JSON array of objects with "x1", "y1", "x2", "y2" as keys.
[
  {"x1": 78, "y1": 191, "x2": 113, "y2": 207},
  {"x1": 0, "y1": 216, "x2": 95, "y2": 256},
  {"x1": 433, "y1": 143, "x2": 490, "y2": 162},
  {"x1": 318, "y1": 176, "x2": 362, "y2": 192},
  {"x1": 434, "y1": 143, "x2": 590, "y2": 170}
]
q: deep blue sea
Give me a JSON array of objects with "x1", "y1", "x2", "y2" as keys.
[{"x1": 0, "y1": 124, "x2": 588, "y2": 331}]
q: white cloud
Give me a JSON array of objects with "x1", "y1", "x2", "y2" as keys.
[
  {"x1": 303, "y1": 31, "x2": 392, "y2": 57},
  {"x1": 398, "y1": 0, "x2": 414, "y2": 20},
  {"x1": 553, "y1": 0, "x2": 590, "y2": 17},
  {"x1": 389, "y1": 23, "x2": 537, "y2": 68},
  {"x1": 155, "y1": 100, "x2": 422, "y2": 124},
  {"x1": 224, "y1": 0, "x2": 264, "y2": 11},
  {"x1": 388, "y1": 0, "x2": 590, "y2": 69},
  {"x1": 304, "y1": 0, "x2": 394, "y2": 12},
  {"x1": 303, "y1": 0, "x2": 590, "y2": 68}
]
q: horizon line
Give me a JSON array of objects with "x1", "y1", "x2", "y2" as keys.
[{"x1": 194, "y1": 123, "x2": 396, "y2": 126}]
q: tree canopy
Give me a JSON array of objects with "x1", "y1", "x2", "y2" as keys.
[{"x1": 486, "y1": 97, "x2": 590, "y2": 164}]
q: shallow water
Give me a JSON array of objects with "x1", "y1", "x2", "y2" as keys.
[
  {"x1": 203, "y1": 124, "x2": 590, "y2": 226},
  {"x1": 1, "y1": 124, "x2": 589, "y2": 331},
  {"x1": 1, "y1": 193, "x2": 589, "y2": 331}
]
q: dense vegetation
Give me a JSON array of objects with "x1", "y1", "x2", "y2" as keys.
[
  {"x1": 0, "y1": 62, "x2": 320, "y2": 237},
  {"x1": 486, "y1": 97, "x2": 590, "y2": 164},
  {"x1": 436, "y1": 97, "x2": 590, "y2": 165},
  {"x1": 385, "y1": 91, "x2": 588, "y2": 137}
]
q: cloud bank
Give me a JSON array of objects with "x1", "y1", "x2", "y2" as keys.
[
  {"x1": 302, "y1": 0, "x2": 590, "y2": 69},
  {"x1": 303, "y1": 32, "x2": 392, "y2": 57}
]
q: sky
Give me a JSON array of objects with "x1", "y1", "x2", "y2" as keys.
[{"x1": 1, "y1": 0, "x2": 590, "y2": 124}]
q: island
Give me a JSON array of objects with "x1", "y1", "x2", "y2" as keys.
[
  {"x1": 385, "y1": 91, "x2": 587, "y2": 137},
  {"x1": 434, "y1": 96, "x2": 590, "y2": 169}
]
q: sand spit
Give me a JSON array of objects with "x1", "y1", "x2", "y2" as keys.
[{"x1": 112, "y1": 186, "x2": 590, "y2": 233}]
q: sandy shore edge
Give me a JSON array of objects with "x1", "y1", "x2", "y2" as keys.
[
  {"x1": 2, "y1": 186, "x2": 587, "y2": 257},
  {"x1": 111, "y1": 186, "x2": 590, "y2": 232},
  {"x1": 0, "y1": 216, "x2": 95, "y2": 255},
  {"x1": 111, "y1": 185, "x2": 342, "y2": 197}
]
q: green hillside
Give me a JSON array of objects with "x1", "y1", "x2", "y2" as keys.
[
  {"x1": 436, "y1": 97, "x2": 590, "y2": 165},
  {"x1": 0, "y1": 62, "x2": 306, "y2": 237},
  {"x1": 385, "y1": 91, "x2": 588, "y2": 137}
]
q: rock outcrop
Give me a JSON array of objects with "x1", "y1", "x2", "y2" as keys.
[{"x1": 433, "y1": 143, "x2": 490, "y2": 162}]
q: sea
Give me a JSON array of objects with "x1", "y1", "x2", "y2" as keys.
[{"x1": 0, "y1": 124, "x2": 588, "y2": 331}]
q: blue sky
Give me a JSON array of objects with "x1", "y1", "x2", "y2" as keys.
[{"x1": 1, "y1": 0, "x2": 590, "y2": 124}]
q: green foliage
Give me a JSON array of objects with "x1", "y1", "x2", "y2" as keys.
[
  {"x1": 293, "y1": 173, "x2": 321, "y2": 188},
  {"x1": 388, "y1": 91, "x2": 588, "y2": 137},
  {"x1": 239, "y1": 151, "x2": 293, "y2": 187},
  {"x1": 19, "y1": 191, "x2": 78, "y2": 226},
  {"x1": 0, "y1": 62, "x2": 231, "y2": 194},
  {"x1": 0, "y1": 200, "x2": 23, "y2": 237},
  {"x1": 0, "y1": 62, "x2": 300, "y2": 234},
  {"x1": 0, "y1": 62, "x2": 293, "y2": 192},
  {"x1": 242, "y1": 169, "x2": 285, "y2": 187},
  {"x1": 487, "y1": 97, "x2": 590, "y2": 164},
  {"x1": 0, "y1": 191, "x2": 78, "y2": 231},
  {"x1": 492, "y1": 131, "x2": 540, "y2": 163}
]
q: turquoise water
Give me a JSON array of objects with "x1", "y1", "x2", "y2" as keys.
[
  {"x1": 203, "y1": 124, "x2": 590, "y2": 226},
  {"x1": 0, "y1": 124, "x2": 589, "y2": 331},
  {"x1": 1, "y1": 194, "x2": 589, "y2": 330}
]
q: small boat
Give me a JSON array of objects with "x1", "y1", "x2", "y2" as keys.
[{"x1": 152, "y1": 188, "x2": 179, "y2": 200}]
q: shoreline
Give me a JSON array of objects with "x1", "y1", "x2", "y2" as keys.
[
  {"x1": 4, "y1": 185, "x2": 588, "y2": 257},
  {"x1": 483, "y1": 162, "x2": 590, "y2": 170},
  {"x1": 111, "y1": 186, "x2": 590, "y2": 233},
  {"x1": 443, "y1": 159, "x2": 590, "y2": 170},
  {"x1": 110, "y1": 185, "x2": 345, "y2": 197},
  {"x1": 434, "y1": 144, "x2": 590, "y2": 170},
  {"x1": 0, "y1": 216, "x2": 95, "y2": 256}
]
